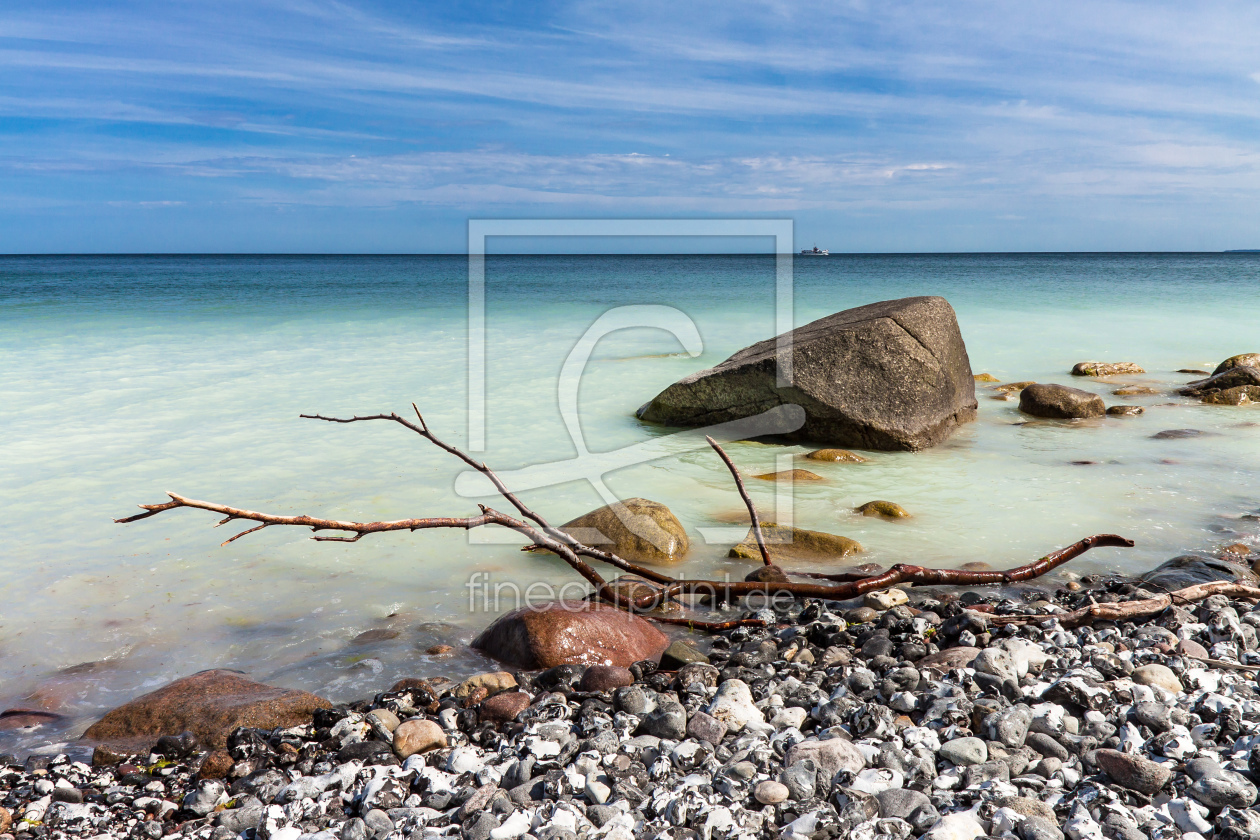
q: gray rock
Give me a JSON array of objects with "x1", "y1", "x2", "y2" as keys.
[
  {"x1": 1025, "y1": 732, "x2": 1069, "y2": 761},
  {"x1": 638, "y1": 699, "x2": 687, "y2": 740},
  {"x1": 587, "y1": 805, "x2": 617, "y2": 828},
  {"x1": 637, "y1": 296, "x2": 978, "y2": 451},
  {"x1": 463, "y1": 811, "x2": 500, "y2": 840},
  {"x1": 963, "y1": 759, "x2": 1010, "y2": 788},
  {"x1": 685, "y1": 710, "x2": 728, "y2": 745},
  {"x1": 1188, "y1": 774, "x2": 1258, "y2": 810},
  {"x1": 972, "y1": 648, "x2": 1018, "y2": 683},
  {"x1": 1131, "y1": 701, "x2": 1172, "y2": 733},
  {"x1": 613, "y1": 685, "x2": 655, "y2": 716},
  {"x1": 362, "y1": 809, "x2": 394, "y2": 838},
  {"x1": 215, "y1": 796, "x2": 264, "y2": 833},
  {"x1": 781, "y1": 759, "x2": 818, "y2": 800},
  {"x1": 786, "y1": 736, "x2": 866, "y2": 782},
  {"x1": 1217, "y1": 807, "x2": 1260, "y2": 840},
  {"x1": 1180, "y1": 365, "x2": 1260, "y2": 397},
  {"x1": 755, "y1": 780, "x2": 790, "y2": 805},
  {"x1": 1020, "y1": 816, "x2": 1066, "y2": 840},
  {"x1": 986, "y1": 704, "x2": 1033, "y2": 747},
  {"x1": 1139, "y1": 554, "x2": 1258, "y2": 590},
  {"x1": 1019, "y1": 383, "x2": 1106, "y2": 419},
  {"x1": 341, "y1": 818, "x2": 369, "y2": 840},
  {"x1": 875, "y1": 788, "x2": 932, "y2": 821},
  {"x1": 939, "y1": 736, "x2": 988, "y2": 766},
  {"x1": 1095, "y1": 748, "x2": 1172, "y2": 794},
  {"x1": 182, "y1": 779, "x2": 225, "y2": 817}
]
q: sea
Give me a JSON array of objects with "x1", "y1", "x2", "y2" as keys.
[{"x1": 2, "y1": 252, "x2": 1258, "y2": 755}]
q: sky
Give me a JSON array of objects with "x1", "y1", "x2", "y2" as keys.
[{"x1": 2, "y1": 0, "x2": 1259, "y2": 253}]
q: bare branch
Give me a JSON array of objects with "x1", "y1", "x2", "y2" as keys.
[
  {"x1": 705, "y1": 436, "x2": 772, "y2": 566},
  {"x1": 987, "y1": 579, "x2": 1260, "y2": 629},
  {"x1": 222, "y1": 523, "x2": 268, "y2": 545}
]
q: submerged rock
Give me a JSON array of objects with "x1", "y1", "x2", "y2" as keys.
[
  {"x1": 1139, "y1": 555, "x2": 1258, "y2": 590},
  {"x1": 1019, "y1": 384, "x2": 1105, "y2": 419},
  {"x1": 805, "y1": 448, "x2": 867, "y2": 462},
  {"x1": 1107, "y1": 405, "x2": 1144, "y2": 416},
  {"x1": 554, "y1": 497, "x2": 689, "y2": 564},
  {"x1": 753, "y1": 469, "x2": 824, "y2": 481},
  {"x1": 1180, "y1": 366, "x2": 1260, "y2": 399},
  {"x1": 638, "y1": 296, "x2": 977, "y2": 451},
  {"x1": 82, "y1": 669, "x2": 331, "y2": 751},
  {"x1": 1203, "y1": 386, "x2": 1260, "y2": 405},
  {"x1": 472, "y1": 600, "x2": 669, "y2": 669},
  {"x1": 974, "y1": 373, "x2": 1000, "y2": 382},
  {"x1": 1072, "y1": 362, "x2": 1145, "y2": 376},
  {"x1": 729, "y1": 523, "x2": 862, "y2": 562},
  {"x1": 856, "y1": 500, "x2": 911, "y2": 518}
]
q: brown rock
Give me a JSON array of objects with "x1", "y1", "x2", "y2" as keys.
[
  {"x1": 958, "y1": 561, "x2": 993, "y2": 571},
  {"x1": 472, "y1": 601, "x2": 669, "y2": 669},
  {"x1": 804, "y1": 449, "x2": 867, "y2": 462},
  {"x1": 478, "y1": 691, "x2": 531, "y2": 723},
  {"x1": 1213, "y1": 353, "x2": 1260, "y2": 376},
  {"x1": 350, "y1": 628, "x2": 400, "y2": 645},
  {"x1": 753, "y1": 469, "x2": 824, "y2": 481},
  {"x1": 729, "y1": 523, "x2": 862, "y2": 562},
  {"x1": 425, "y1": 644, "x2": 454, "y2": 656},
  {"x1": 392, "y1": 719, "x2": 447, "y2": 759},
  {"x1": 0, "y1": 708, "x2": 64, "y2": 731},
  {"x1": 1203, "y1": 385, "x2": 1260, "y2": 405},
  {"x1": 856, "y1": 500, "x2": 910, "y2": 518},
  {"x1": 453, "y1": 671, "x2": 517, "y2": 700},
  {"x1": 1112, "y1": 386, "x2": 1160, "y2": 396},
  {"x1": 974, "y1": 373, "x2": 1000, "y2": 382},
  {"x1": 992, "y1": 381, "x2": 1035, "y2": 393},
  {"x1": 1072, "y1": 361, "x2": 1145, "y2": 377},
  {"x1": 745, "y1": 564, "x2": 791, "y2": 583},
  {"x1": 578, "y1": 665, "x2": 635, "y2": 693},
  {"x1": 598, "y1": 576, "x2": 684, "y2": 615},
  {"x1": 0, "y1": 806, "x2": 10, "y2": 834},
  {"x1": 91, "y1": 745, "x2": 128, "y2": 767},
  {"x1": 82, "y1": 670, "x2": 331, "y2": 751},
  {"x1": 198, "y1": 750, "x2": 234, "y2": 780},
  {"x1": 1107, "y1": 405, "x2": 1144, "y2": 416},
  {"x1": 1221, "y1": 543, "x2": 1253, "y2": 557},
  {"x1": 1019, "y1": 383, "x2": 1105, "y2": 419},
  {"x1": 1179, "y1": 369, "x2": 1210, "y2": 375},
  {"x1": 553, "y1": 498, "x2": 689, "y2": 564},
  {"x1": 917, "y1": 646, "x2": 981, "y2": 672},
  {"x1": 1095, "y1": 748, "x2": 1171, "y2": 794}
]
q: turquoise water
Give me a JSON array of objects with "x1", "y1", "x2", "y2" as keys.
[{"x1": 2, "y1": 253, "x2": 1259, "y2": 753}]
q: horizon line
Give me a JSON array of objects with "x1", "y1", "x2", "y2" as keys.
[{"x1": 1, "y1": 250, "x2": 1257, "y2": 258}]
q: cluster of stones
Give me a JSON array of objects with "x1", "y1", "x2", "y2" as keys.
[{"x1": 10, "y1": 567, "x2": 1260, "y2": 840}]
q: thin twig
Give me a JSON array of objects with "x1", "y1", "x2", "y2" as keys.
[{"x1": 705, "y1": 436, "x2": 772, "y2": 566}]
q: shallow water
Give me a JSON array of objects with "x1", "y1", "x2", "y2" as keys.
[{"x1": 1, "y1": 253, "x2": 1258, "y2": 754}]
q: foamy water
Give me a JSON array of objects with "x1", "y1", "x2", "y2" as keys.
[{"x1": 1, "y1": 253, "x2": 1258, "y2": 754}]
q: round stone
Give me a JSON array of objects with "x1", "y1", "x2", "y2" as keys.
[
  {"x1": 1132, "y1": 663, "x2": 1184, "y2": 694},
  {"x1": 392, "y1": 719, "x2": 447, "y2": 759},
  {"x1": 754, "y1": 780, "x2": 790, "y2": 805}
]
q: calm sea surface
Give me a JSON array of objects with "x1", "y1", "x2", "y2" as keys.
[{"x1": 2, "y1": 253, "x2": 1258, "y2": 754}]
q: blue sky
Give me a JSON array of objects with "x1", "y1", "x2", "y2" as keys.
[{"x1": 2, "y1": 0, "x2": 1259, "y2": 252}]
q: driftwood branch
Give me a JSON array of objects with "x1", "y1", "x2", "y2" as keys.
[
  {"x1": 986, "y1": 580, "x2": 1260, "y2": 629},
  {"x1": 117, "y1": 406, "x2": 1136, "y2": 632}
]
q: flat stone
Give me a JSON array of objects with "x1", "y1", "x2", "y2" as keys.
[
  {"x1": 578, "y1": 665, "x2": 634, "y2": 692},
  {"x1": 392, "y1": 719, "x2": 447, "y2": 759},
  {"x1": 704, "y1": 679, "x2": 764, "y2": 731},
  {"x1": 1072, "y1": 362, "x2": 1145, "y2": 377},
  {"x1": 805, "y1": 449, "x2": 867, "y2": 462},
  {"x1": 939, "y1": 737, "x2": 988, "y2": 766},
  {"x1": 1107, "y1": 405, "x2": 1144, "y2": 416},
  {"x1": 82, "y1": 669, "x2": 330, "y2": 751},
  {"x1": 753, "y1": 469, "x2": 824, "y2": 481},
  {"x1": 1095, "y1": 748, "x2": 1172, "y2": 794},
  {"x1": 730, "y1": 523, "x2": 862, "y2": 562},
  {"x1": 974, "y1": 373, "x2": 1000, "y2": 382},
  {"x1": 864, "y1": 588, "x2": 909, "y2": 611},
  {"x1": 786, "y1": 736, "x2": 865, "y2": 781},
  {"x1": 1132, "y1": 663, "x2": 1183, "y2": 693},
  {"x1": 659, "y1": 641, "x2": 708, "y2": 670},
  {"x1": 917, "y1": 646, "x2": 980, "y2": 672},
  {"x1": 554, "y1": 497, "x2": 689, "y2": 564}
]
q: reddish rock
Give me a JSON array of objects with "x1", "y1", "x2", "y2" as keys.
[
  {"x1": 82, "y1": 669, "x2": 331, "y2": 750},
  {"x1": 197, "y1": 750, "x2": 234, "y2": 780},
  {"x1": 392, "y1": 719, "x2": 447, "y2": 759},
  {"x1": 472, "y1": 601, "x2": 669, "y2": 669},
  {"x1": 0, "y1": 708, "x2": 64, "y2": 731},
  {"x1": 579, "y1": 665, "x2": 635, "y2": 693},
  {"x1": 478, "y1": 691, "x2": 531, "y2": 724}
]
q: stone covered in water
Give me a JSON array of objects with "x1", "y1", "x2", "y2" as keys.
[
  {"x1": 555, "y1": 497, "x2": 689, "y2": 564},
  {"x1": 729, "y1": 523, "x2": 862, "y2": 562},
  {"x1": 1180, "y1": 366, "x2": 1260, "y2": 399},
  {"x1": 82, "y1": 670, "x2": 331, "y2": 751},
  {"x1": 638, "y1": 296, "x2": 978, "y2": 451},
  {"x1": 856, "y1": 500, "x2": 910, "y2": 518},
  {"x1": 1072, "y1": 361, "x2": 1145, "y2": 376},
  {"x1": 1139, "y1": 554, "x2": 1258, "y2": 590},
  {"x1": 753, "y1": 469, "x2": 823, "y2": 481},
  {"x1": 805, "y1": 448, "x2": 867, "y2": 462}
]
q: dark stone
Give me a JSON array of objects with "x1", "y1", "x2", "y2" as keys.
[
  {"x1": 637, "y1": 296, "x2": 977, "y2": 451},
  {"x1": 1152, "y1": 428, "x2": 1206, "y2": 439},
  {"x1": 1025, "y1": 732, "x2": 1070, "y2": 761},
  {"x1": 472, "y1": 601, "x2": 669, "y2": 669},
  {"x1": 660, "y1": 641, "x2": 708, "y2": 670},
  {"x1": 1140, "y1": 555, "x2": 1257, "y2": 590},
  {"x1": 1018, "y1": 384, "x2": 1105, "y2": 419},
  {"x1": 1095, "y1": 748, "x2": 1171, "y2": 794},
  {"x1": 1180, "y1": 365, "x2": 1260, "y2": 396},
  {"x1": 82, "y1": 669, "x2": 330, "y2": 751},
  {"x1": 685, "y1": 710, "x2": 728, "y2": 745},
  {"x1": 338, "y1": 740, "x2": 392, "y2": 763},
  {"x1": 478, "y1": 691, "x2": 531, "y2": 724}
]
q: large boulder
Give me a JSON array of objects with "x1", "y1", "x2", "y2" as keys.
[
  {"x1": 1212, "y1": 353, "x2": 1260, "y2": 376},
  {"x1": 1139, "y1": 555, "x2": 1258, "y2": 591},
  {"x1": 1018, "y1": 384, "x2": 1105, "y2": 419},
  {"x1": 553, "y1": 498, "x2": 688, "y2": 564},
  {"x1": 82, "y1": 670, "x2": 331, "y2": 750},
  {"x1": 1180, "y1": 366, "x2": 1260, "y2": 400},
  {"x1": 472, "y1": 601, "x2": 669, "y2": 669},
  {"x1": 637, "y1": 296, "x2": 977, "y2": 451}
]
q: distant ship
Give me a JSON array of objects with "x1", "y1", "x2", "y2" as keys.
[{"x1": 800, "y1": 245, "x2": 829, "y2": 256}]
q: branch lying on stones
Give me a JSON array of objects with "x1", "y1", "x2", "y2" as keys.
[
  {"x1": 985, "y1": 580, "x2": 1260, "y2": 629},
  {"x1": 118, "y1": 406, "x2": 1135, "y2": 633}
]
